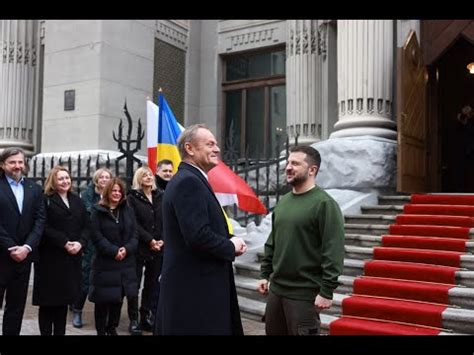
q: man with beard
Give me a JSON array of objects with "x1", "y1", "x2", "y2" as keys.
[
  {"x1": 155, "y1": 159, "x2": 174, "y2": 192},
  {"x1": 257, "y1": 145, "x2": 344, "y2": 335},
  {"x1": 0, "y1": 147, "x2": 46, "y2": 335}
]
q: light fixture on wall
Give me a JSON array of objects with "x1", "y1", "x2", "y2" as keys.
[{"x1": 467, "y1": 62, "x2": 474, "y2": 74}]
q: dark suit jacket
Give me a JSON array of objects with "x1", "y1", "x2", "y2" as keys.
[
  {"x1": 156, "y1": 162, "x2": 243, "y2": 335},
  {"x1": 0, "y1": 175, "x2": 46, "y2": 268}
]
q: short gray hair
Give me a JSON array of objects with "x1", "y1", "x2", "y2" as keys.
[{"x1": 177, "y1": 124, "x2": 209, "y2": 159}]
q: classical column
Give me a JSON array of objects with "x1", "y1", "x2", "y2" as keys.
[
  {"x1": 0, "y1": 20, "x2": 39, "y2": 153},
  {"x1": 286, "y1": 20, "x2": 323, "y2": 145},
  {"x1": 331, "y1": 20, "x2": 396, "y2": 139}
]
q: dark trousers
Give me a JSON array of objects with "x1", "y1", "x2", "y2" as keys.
[
  {"x1": 0, "y1": 261, "x2": 31, "y2": 335},
  {"x1": 128, "y1": 255, "x2": 162, "y2": 321},
  {"x1": 72, "y1": 290, "x2": 88, "y2": 311},
  {"x1": 38, "y1": 305, "x2": 68, "y2": 335},
  {"x1": 94, "y1": 302, "x2": 123, "y2": 335},
  {"x1": 265, "y1": 289, "x2": 321, "y2": 336}
]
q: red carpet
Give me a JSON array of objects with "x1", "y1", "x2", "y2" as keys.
[
  {"x1": 329, "y1": 317, "x2": 441, "y2": 335},
  {"x1": 341, "y1": 296, "x2": 446, "y2": 328},
  {"x1": 395, "y1": 214, "x2": 474, "y2": 227},
  {"x1": 389, "y1": 224, "x2": 471, "y2": 239},
  {"x1": 373, "y1": 247, "x2": 462, "y2": 267},
  {"x1": 364, "y1": 260, "x2": 458, "y2": 284},
  {"x1": 381, "y1": 235, "x2": 466, "y2": 252},
  {"x1": 353, "y1": 277, "x2": 454, "y2": 304},
  {"x1": 411, "y1": 194, "x2": 474, "y2": 205},
  {"x1": 404, "y1": 204, "x2": 474, "y2": 217},
  {"x1": 329, "y1": 193, "x2": 473, "y2": 335}
]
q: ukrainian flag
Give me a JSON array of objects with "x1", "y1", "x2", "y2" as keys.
[{"x1": 157, "y1": 93, "x2": 184, "y2": 174}]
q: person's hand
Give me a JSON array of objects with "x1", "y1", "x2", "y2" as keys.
[
  {"x1": 8, "y1": 246, "x2": 29, "y2": 262},
  {"x1": 115, "y1": 247, "x2": 127, "y2": 261},
  {"x1": 314, "y1": 294, "x2": 332, "y2": 310},
  {"x1": 230, "y1": 237, "x2": 247, "y2": 256},
  {"x1": 257, "y1": 279, "x2": 269, "y2": 295},
  {"x1": 65, "y1": 241, "x2": 82, "y2": 255}
]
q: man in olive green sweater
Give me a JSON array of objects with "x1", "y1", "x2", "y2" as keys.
[{"x1": 258, "y1": 145, "x2": 345, "y2": 335}]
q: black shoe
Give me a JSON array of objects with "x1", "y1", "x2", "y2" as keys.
[
  {"x1": 72, "y1": 310, "x2": 83, "y2": 328},
  {"x1": 140, "y1": 314, "x2": 154, "y2": 332},
  {"x1": 106, "y1": 328, "x2": 118, "y2": 336},
  {"x1": 128, "y1": 320, "x2": 142, "y2": 336}
]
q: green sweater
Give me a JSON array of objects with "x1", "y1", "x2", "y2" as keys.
[{"x1": 260, "y1": 186, "x2": 345, "y2": 300}]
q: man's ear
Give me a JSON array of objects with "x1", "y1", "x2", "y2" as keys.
[
  {"x1": 310, "y1": 165, "x2": 319, "y2": 176},
  {"x1": 184, "y1": 142, "x2": 194, "y2": 156}
]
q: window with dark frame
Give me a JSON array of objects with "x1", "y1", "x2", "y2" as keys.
[
  {"x1": 223, "y1": 47, "x2": 286, "y2": 160},
  {"x1": 64, "y1": 90, "x2": 75, "y2": 111}
]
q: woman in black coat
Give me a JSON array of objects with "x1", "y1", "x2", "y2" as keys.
[
  {"x1": 32, "y1": 165, "x2": 89, "y2": 336},
  {"x1": 89, "y1": 177, "x2": 138, "y2": 336},
  {"x1": 127, "y1": 166, "x2": 164, "y2": 332}
]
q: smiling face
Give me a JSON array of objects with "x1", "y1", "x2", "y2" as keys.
[
  {"x1": 97, "y1": 171, "x2": 112, "y2": 191},
  {"x1": 109, "y1": 184, "x2": 123, "y2": 206},
  {"x1": 157, "y1": 163, "x2": 174, "y2": 181},
  {"x1": 55, "y1": 170, "x2": 72, "y2": 194},
  {"x1": 2, "y1": 152, "x2": 26, "y2": 182},
  {"x1": 185, "y1": 128, "x2": 220, "y2": 173},
  {"x1": 140, "y1": 170, "x2": 155, "y2": 188},
  {"x1": 285, "y1": 151, "x2": 318, "y2": 187}
]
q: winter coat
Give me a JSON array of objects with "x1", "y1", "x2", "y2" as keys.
[
  {"x1": 127, "y1": 189, "x2": 163, "y2": 261},
  {"x1": 32, "y1": 192, "x2": 90, "y2": 306},
  {"x1": 156, "y1": 162, "x2": 243, "y2": 335},
  {"x1": 88, "y1": 202, "x2": 138, "y2": 304}
]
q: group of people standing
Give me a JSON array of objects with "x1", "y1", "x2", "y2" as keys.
[
  {"x1": 0, "y1": 123, "x2": 345, "y2": 336},
  {"x1": 0, "y1": 145, "x2": 174, "y2": 336}
]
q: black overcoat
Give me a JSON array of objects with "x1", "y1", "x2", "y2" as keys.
[
  {"x1": 32, "y1": 192, "x2": 89, "y2": 306},
  {"x1": 88, "y1": 202, "x2": 138, "y2": 304},
  {"x1": 156, "y1": 162, "x2": 243, "y2": 335}
]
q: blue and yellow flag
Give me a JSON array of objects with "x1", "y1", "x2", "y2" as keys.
[{"x1": 157, "y1": 93, "x2": 184, "y2": 175}]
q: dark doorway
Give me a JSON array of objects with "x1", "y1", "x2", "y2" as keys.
[{"x1": 437, "y1": 37, "x2": 474, "y2": 192}]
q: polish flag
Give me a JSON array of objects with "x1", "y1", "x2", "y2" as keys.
[
  {"x1": 146, "y1": 99, "x2": 158, "y2": 174},
  {"x1": 209, "y1": 161, "x2": 267, "y2": 215}
]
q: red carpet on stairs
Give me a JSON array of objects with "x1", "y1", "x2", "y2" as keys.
[
  {"x1": 389, "y1": 224, "x2": 471, "y2": 239},
  {"x1": 381, "y1": 235, "x2": 467, "y2": 252},
  {"x1": 329, "y1": 317, "x2": 441, "y2": 335},
  {"x1": 373, "y1": 247, "x2": 462, "y2": 267},
  {"x1": 411, "y1": 194, "x2": 474, "y2": 205},
  {"x1": 396, "y1": 214, "x2": 474, "y2": 227},
  {"x1": 330, "y1": 193, "x2": 474, "y2": 335},
  {"x1": 404, "y1": 204, "x2": 474, "y2": 217},
  {"x1": 353, "y1": 277, "x2": 453, "y2": 304}
]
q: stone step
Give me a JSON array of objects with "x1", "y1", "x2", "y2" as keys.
[
  {"x1": 341, "y1": 257, "x2": 474, "y2": 287},
  {"x1": 378, "y1": 195, "x2": 411, "y2": 206},
  {"x1": 361, "y1": 204, "x2": 404, "y2": 216},
  {"x1": 234, "y1": 260, "x2": 261, "y2": 279},
  {"x1": 235, "y1": 274, "x2": 266, "y2": 302},
  {"x1": 345, "y1": 223, "x2": 389, "y2": 236},
  {"x1": 322, "y1": 293, "x2": 474, "y2": 334},
  {"x1": 335, "y1": 275, "x2": 474, "y2": 310},
  {"x1": 345, "y1": 214, "x2": 396, "y2": 225},
  {"x1": 237, "y1": 295, "x2": 265, "y2": 322}
]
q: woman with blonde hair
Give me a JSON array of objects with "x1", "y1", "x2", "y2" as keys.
[
  {"x1": 89, "y1": 177, "x2": 138, "y2": 335},
  {"x1": 71, "y1": 167, "x2": 113, "y2": 328},
  {"x1": 127, "y1": 166, "x2": 164, "y2": 333},
  {"x1": 32, "y1": 165, "x2": 89, "y2": 335}
]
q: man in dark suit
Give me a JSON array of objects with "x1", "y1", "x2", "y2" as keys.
[
  {"x1": 156, "y1": 124, "x2": 247, "y2": 335},
  {"x1": 0, "y1": 147, "x2": 46, "y2": 335}
]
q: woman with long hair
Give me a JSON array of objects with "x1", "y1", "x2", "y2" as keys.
[
  {"x1": 32, "y1": 165, "x2": 89, "y2": 335},
  {"x1": 89, "y1": 177, "x2": 138, "y2": 335}
]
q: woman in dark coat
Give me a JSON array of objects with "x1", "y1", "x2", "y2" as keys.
[
  {"x1": 32, "y1": 165, "x2": 89, "y2": 336},
  {"x1": 71, "y1": 168, "x2": 113, "y2": 328},
  {"x1": 89, "y1": 177, "x2": 138, "y2": 336},
  {"x1": 127, "y1": 166, "x2": 164, "y2": 332}
]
